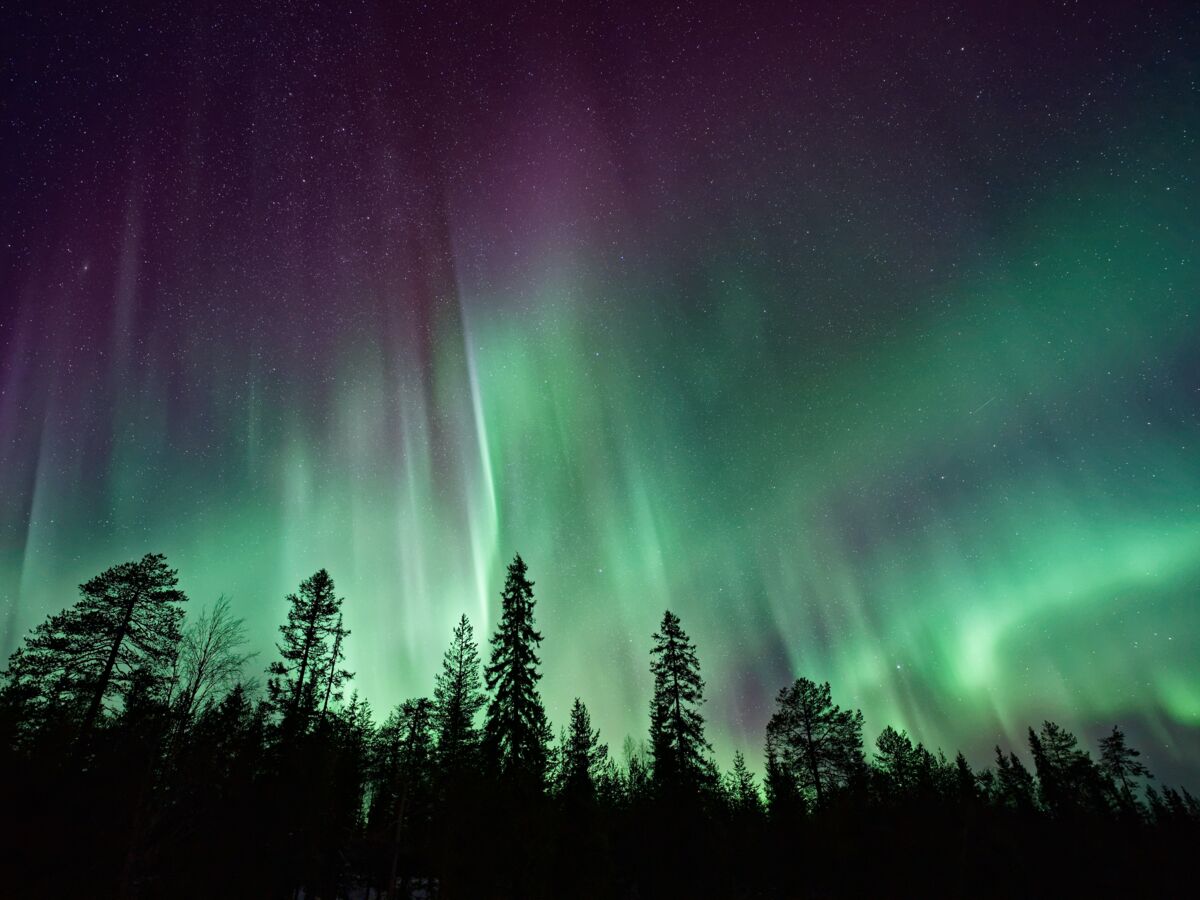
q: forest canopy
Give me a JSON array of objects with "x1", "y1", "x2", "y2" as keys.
[{"x1": 1, "y1": 553, "x2": 1196, "y2": 898}]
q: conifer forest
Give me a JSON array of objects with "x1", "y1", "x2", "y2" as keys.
[{"x1": 1, "y1": 553, "x2": 1196, "y2": 897}]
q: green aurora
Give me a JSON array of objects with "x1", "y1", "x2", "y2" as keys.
[{"x1": 2, "y1": 2, "x2": 1198, "y2": 782}]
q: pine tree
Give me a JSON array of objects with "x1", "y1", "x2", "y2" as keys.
[
  {"x1": 648, "y1": 610, "x2": 712, "y2": 797},
  {"x1": 319, "y1": 613, "x2": 352, "y2": 717},
  {"x1": 2, "y1": 553, "x2": 186, "y2": 744},
  {"x1": 725, "y1": 751, "x2": 763, "y2": 814},
  {"x1": 266, "y1": 569, "x2": 349, "y2": 728},
  {"x1": 1099, "y1": 725, "x2": 1151, "y2": 812},
  {"x1": 302, "y1": 692, "x2": 373, "y2": 898},
  {"x1": 1028, "y1": 721, "x2": 1107, "y2": 816},
  {"x1": 994, "y1": 746, "x2": 1036, "y2": 811},
  {"x1": 764, "y1": 677, "x2": 864, "y2": 806},
  {"x1": 874, "y1": 725, "x2": 918, "y2": 797},
  {"x1": 559, "y1": 697, "x2": 607, "y2": 803},
  {"x1": 371, "y1": 698, "x2": 436, "y2": 894},
  {"x1": 623, "y1": 736, "x2": 652, "y2": 806},
  {"x1": 1144, "y1": 784, "x2": 1169, "y2": 824},
  {"x1": 483, "y1": 554, "x2": 551, "y2": 787},
  {"x1": 331, "y1": 693, "x2": 374, "y2": 832},
  {"x1": 764, "y1": 745, "x2": 804, "y2": 820},
  {"x1": 1162, "y1": 786, "x2": 1191, "y2": 821},
  {"x1": 953, "y1": 751, "x2": 978, "y2": 804},
  {"x1": 433, "y1": 614, "x2": 485, "y2": 775},
  {"x1": 1181, "y1": 787, "x2": 1200, "y2": 821},
  {"x1": 974, "y1": 767, "x2": 997, "y2": 804}
]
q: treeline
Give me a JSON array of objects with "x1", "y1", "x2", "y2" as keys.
[{"x1": 0, "y1": 552, "x2": 1196, "y2": 898}]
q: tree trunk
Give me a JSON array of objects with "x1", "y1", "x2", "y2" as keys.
[
  {"x1": 79, "y1": 593, "x2": 138, "y2": 747},
  {"x1": 803, "y1": 720, "x2": 823, "y2": 806},
  {"x1": 387, "y1": 779, "x2": 409, "y2": 899},
  {"x1": 320, "y1": 619, "x2": 342, "y2": 717},
  {"x1": 290, "y1": 620, "x2": 318, "y2": 722}
]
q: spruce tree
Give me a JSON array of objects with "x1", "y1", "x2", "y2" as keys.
[
  {"x1": 648, "y1": 609, "x2": 712, "y2": 797},
  {"x1": 2, "y1": 553, "x2": 186, "y2": 744},
  {"x1": 433, "y1": 614, "x2": 485, "y2": 775},
  {"x1": 953, "y1": 751, "x2": 978, "y2": 804},
  {"x1": 559, "y1": 697, "x2": 607, "y2": 803},
  {"x1": 764, "y1": 677, "x2": 864, "y2": 806},
  {"x1": 483, "y1": 554, "x2": 551, "y2": 787},
  {"x1": 725, "y1": 750, "x2": 763, "y2": 814}
]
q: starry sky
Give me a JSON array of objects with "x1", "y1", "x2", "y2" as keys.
[{"x1": 2, "y1": 1, "x2": 1199, "y2": 782}]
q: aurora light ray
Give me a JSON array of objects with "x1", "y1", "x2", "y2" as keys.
[{"x1": 1, "y1": 1, "x2": 1198, "y2": 783}]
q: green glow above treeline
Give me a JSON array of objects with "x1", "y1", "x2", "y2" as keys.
[{"x1": 2, "y1": 51, "x2": 1197, "y2": 781}]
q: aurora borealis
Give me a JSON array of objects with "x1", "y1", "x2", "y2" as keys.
[{"x1": 2, "y1": 2, "x2": 1198, "y2": 782}]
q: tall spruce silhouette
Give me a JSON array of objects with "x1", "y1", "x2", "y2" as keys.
[
  {"x1": 648, "y1": 609, "x2": 712, "y2": 797},
  {"x1": 953, "y1": 750, "x2": 978, "y2": 804},
  {"x1": 764, "y1": 677, "x2": 864, "y2": 806},
  {"x1": 266, "y1": 568, "x2": 348, "y2": 727},
  {"x1": 433, "y1": 613, "x2": 485, "y2": 775},
  {"x1": 483, "y1": 554, "x2": 551, "y2": 787},
  {"x1": 3, "y1": 553, "x2": 186, "y2": 745}
]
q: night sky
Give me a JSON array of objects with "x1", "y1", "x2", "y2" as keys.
[{"x1": 3, "y1": 1, "x2": 1199, "y2": 782}]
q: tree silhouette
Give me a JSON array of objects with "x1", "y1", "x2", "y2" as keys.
[
  {"x1": 369, "y1": 697, "x2": 435, "y2": 896},
  {"x1": 953, "y1": 750, "x2": 978, "y2": 804},
  {"x1": 725, "y1": 750, "x2": 763, "y2": 814},
  {"x1": 266, "y1": 569, "x2": 347, "y2": 728},
  {"x1": 1099, "y1": 725, "x2": 1151, "y2": 812},
  {"x1": 765, "y1": 677, "x2": 864, "y2": 806},
  {"x1": 559, "y1": 697, "x2": 607, "y2": 804},
  {"x1": 764, "y1": 744, "x2": 804, "y2": 821},
  {"x1": 433, "y1": 613, "x2": 485, "y2": 777},
  {"x1": 622, "y1": 735, "x2": 652, "y2": 805},
  {"x1": 648, "y1": 609, "x2": 713, "y2": 797},
  {"x1": 994, "y1": 746, "x2": 1037, "y2": 811},
  {"x1": 1028, "y1": 721, "x2": 1108, "y2": 817},
  {"x1": 322, "y1": 694, "x2": 374, "y2": 894},
  {"x1": 173, "y1": 595, "x2": 254, "y2": 724},
  {"x1": 874, "y1": 724, "x2": 920, "y2": 796},
  {"x1": 3, "y1": 553, "x2": 186, "y2": 746},
  {"x1": 319, "y1": 612, "x2": 352, "y2": 717},
  {"x1": 1, "y1": 549, "x2": 1199, "y2": 898},
  {"x1": 483, "y1": 553, "x2": 551, "y2": 788}
]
